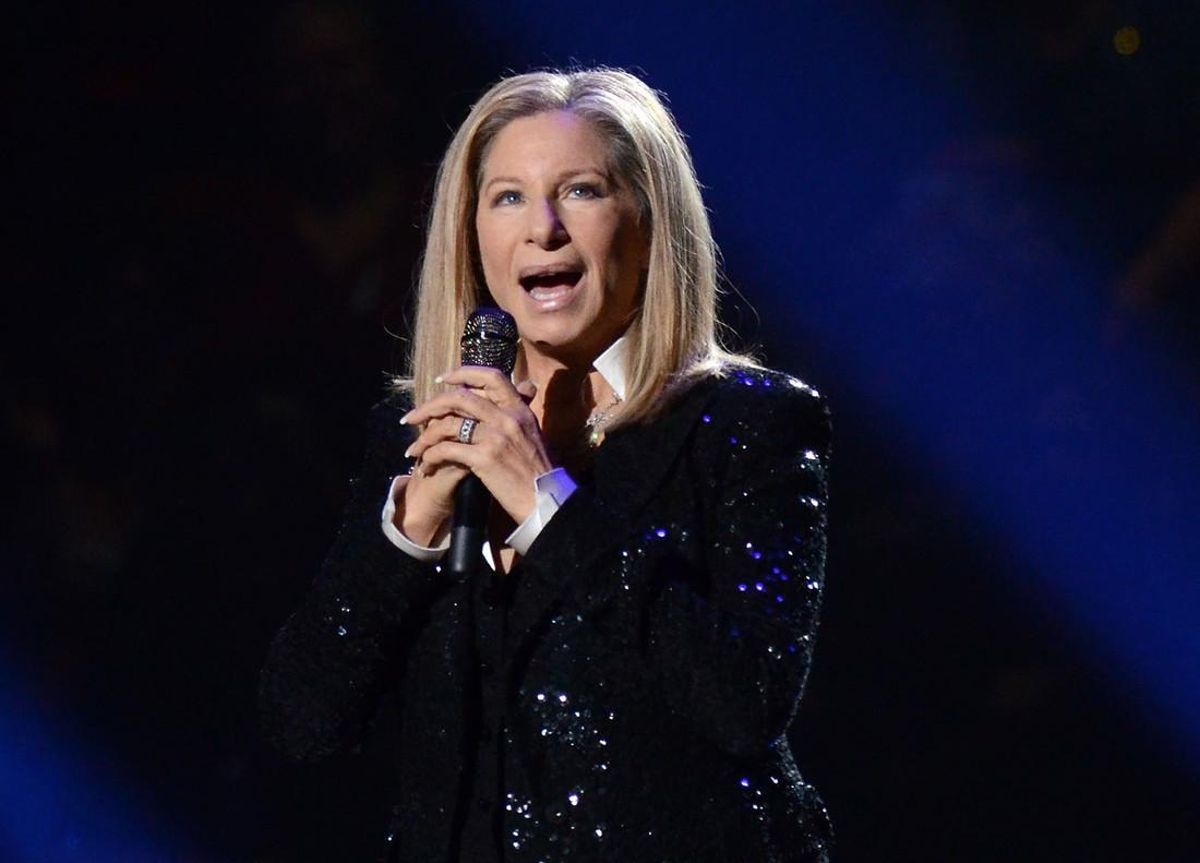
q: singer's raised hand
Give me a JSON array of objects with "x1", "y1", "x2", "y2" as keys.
[{"x1": 400, "y1": 366, "x2": 553, "y2": 531}]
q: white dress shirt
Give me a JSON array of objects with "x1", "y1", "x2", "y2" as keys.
[{"x1": 380, "y1": 336, "x2": 629, "y2": 566}]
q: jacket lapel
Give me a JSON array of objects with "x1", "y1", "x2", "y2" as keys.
[
  {"x1": 592, "y1": 375, "x2": 717, "y2": 515},
  {"x1": 505, "y1": 376, "x2": 718, "y2": 659}
]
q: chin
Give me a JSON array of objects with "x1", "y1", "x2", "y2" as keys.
[{"x1": 519, "y1": 321, "x2": 603, "y2": 364}]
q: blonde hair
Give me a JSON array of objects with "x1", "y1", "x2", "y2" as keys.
[{"x1": 402, "y1": 67, "x2": 752, "y2": 427}]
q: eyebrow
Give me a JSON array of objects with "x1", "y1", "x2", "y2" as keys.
[{"x1": 481, "y1": 168, "x2": 612, "y2": 191}]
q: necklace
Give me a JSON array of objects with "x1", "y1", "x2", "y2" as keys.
[{"x1": 584, "y1": 392, "x2": 622, "y2": 448}]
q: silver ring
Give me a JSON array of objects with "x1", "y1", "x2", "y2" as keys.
[{"x1": 457, "y1": 416, "x2": 478, "y2": 444}]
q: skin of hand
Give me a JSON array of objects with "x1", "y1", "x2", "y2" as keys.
[{"x1": 399, "y1": 366, "x2": 549, "y2": 545}]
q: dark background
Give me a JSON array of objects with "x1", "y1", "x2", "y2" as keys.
[{"x1": 6, "y1": 1, "x2": 1200, "y2": 860}]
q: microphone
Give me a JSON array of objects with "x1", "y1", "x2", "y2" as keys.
[{"x1": 447, "y1": 307, "x2": 519, "y2": 576}]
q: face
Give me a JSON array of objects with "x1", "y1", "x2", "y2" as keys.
[{"x1": 474, "y1": 110, "x2": 649, "y2": 370}]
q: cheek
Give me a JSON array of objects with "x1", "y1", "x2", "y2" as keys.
[
  {"x1": 608, "y1": 204, "x2": 648, "y2": 263},
  {"x1": 475, "y1": 220, "x2": 508, "y2": 282},
  {"x1": 589, "y1": 218, "x2": 631, "y2": 268},
  {"x1": 616, "y1": 223, "x2": 650, "y2": 278}
]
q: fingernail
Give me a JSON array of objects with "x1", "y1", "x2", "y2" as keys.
[
  {"x1": 403, "y1": 445, "x2": 414, "y2": 458},
  {"x1": 434, "y1": 374, "x2": 444, "y2": 384},
  {"x1": 399, "y1": 412, "x2": 411, "y2": 425}
]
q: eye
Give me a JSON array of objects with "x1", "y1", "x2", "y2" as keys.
[
  {"x1": 566, "y1": 183, "x2": 601, "y2": 200},
  {"x1": 492, "y1": 189, "x2": 522, "y2": 206}
]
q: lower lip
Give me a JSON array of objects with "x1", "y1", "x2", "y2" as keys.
[{"x1": 524, "y1": 276, "x2": 583, "y2": 312}]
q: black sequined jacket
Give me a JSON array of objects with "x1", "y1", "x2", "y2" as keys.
[{"x1": 260, "y1": 367, "x2": 833, "y2": 862}]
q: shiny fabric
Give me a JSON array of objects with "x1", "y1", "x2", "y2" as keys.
[{"x1": 260, "y1": 368, "x2": 833, "y2": 861}]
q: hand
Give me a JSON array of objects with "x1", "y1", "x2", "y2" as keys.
[{"x1": 400, "y1": 367, "x2": 551, "y2": 539}]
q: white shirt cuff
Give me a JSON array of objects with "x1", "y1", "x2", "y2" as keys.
[
  {"x1": 505, "y1": 467, "x2": 578, "y2": 555},
  {"x1": 380, "y1": 468, "x2": 577, "y2": 561},
  {"x1": 381, "y1": 474, "x2": 449, "y2": 561}
]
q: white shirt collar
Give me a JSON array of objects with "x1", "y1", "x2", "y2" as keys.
[{"x1": 592, "y1": 335, "x2": 629, "y2": 401}]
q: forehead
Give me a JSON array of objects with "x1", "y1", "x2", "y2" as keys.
[{"x1": 480, "y1": 110, "x2": 612, "y2": 177}]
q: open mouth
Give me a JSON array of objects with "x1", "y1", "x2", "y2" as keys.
[{"x1": 519, "y1": 268, "x2": 584, "y2": 302}]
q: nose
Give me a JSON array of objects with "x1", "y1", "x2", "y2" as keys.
[{"x1": 527, "y1": 197, "x2": 569, "y2": 249}]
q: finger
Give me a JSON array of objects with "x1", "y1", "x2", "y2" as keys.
[
  {"x1": 404, "y1": 388, "x2": 494, "y2": 425},
  {"x1": 401, "y1": 388, "x2": 503, "y2": 427},
  {"x1": 423, "y1": 414, "x2": 466, "y2": 445},
  {"x1": 438, "y1": 365, "x2": 512, "y2": 389},
  {"x1": 405, "y1": 415, "x2": 479, "y2": 460},
  {"x1": 438, "y1": 366, "x2": 525, "y2": 407},
  {"x1": 419, "y1": 440, "x2": 482, "y2": 473},
  {"x1": 410, "y1": 457, "x2": 467, "y2": 483},
  {"x1": 515, "y1": 378, "x2": 537, "y2": 401}
]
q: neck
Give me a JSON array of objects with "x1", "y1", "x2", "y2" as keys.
[
  {"x1": 522, "y1": 351, "x2": 616, "y2": 454},
  {"x1": 529, "y1": 367, "x2": 614, "y2": 422}
]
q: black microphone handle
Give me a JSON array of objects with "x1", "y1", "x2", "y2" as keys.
[
  {"x1": 448, "y1": 473, "x2": 490, "y2": 576},
  {"x1": 446, "y1": 307, "x2": 518, "y2": 578}
]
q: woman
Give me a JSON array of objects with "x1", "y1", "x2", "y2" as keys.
[{"x1": 261, "y1": 68, "x2": 833, "y2": 862}]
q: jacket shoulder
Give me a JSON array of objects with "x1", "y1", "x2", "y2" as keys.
[
  {"x1": 700, "y1": 366, "x2": 830, "y2": 430},
  {"x1": 370, "y1": 386, "x2": 414, "y2": 420},
  {"x1": 361, "y1": 387, "x2": 415, "y2": 440},
  {"x1": 674, "y1": 367, "x2": 831, "y2": 479},
  {"x1": 347, "y1": 388, "x2": 416, "y2": 475}
]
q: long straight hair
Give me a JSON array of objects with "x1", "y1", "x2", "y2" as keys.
[{"x1": 401, "y1": 68, "x2": 751, "y2": 427}]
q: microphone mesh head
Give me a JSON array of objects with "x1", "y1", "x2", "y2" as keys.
[{"x1": 460, "y1": 307, "x2": 519, "y2": 375}]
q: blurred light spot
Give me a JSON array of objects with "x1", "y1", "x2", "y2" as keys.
[{"x1": 1113, "y1": 25, "x2": 1140, "y2": 56}]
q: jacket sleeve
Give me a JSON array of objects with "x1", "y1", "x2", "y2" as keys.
[
  {"x1": 258, "y1": 394, "x2": 446, "y2": 762},
  {"x1": 644, "y1": 380, "x2": 831, "y2": 756}
]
